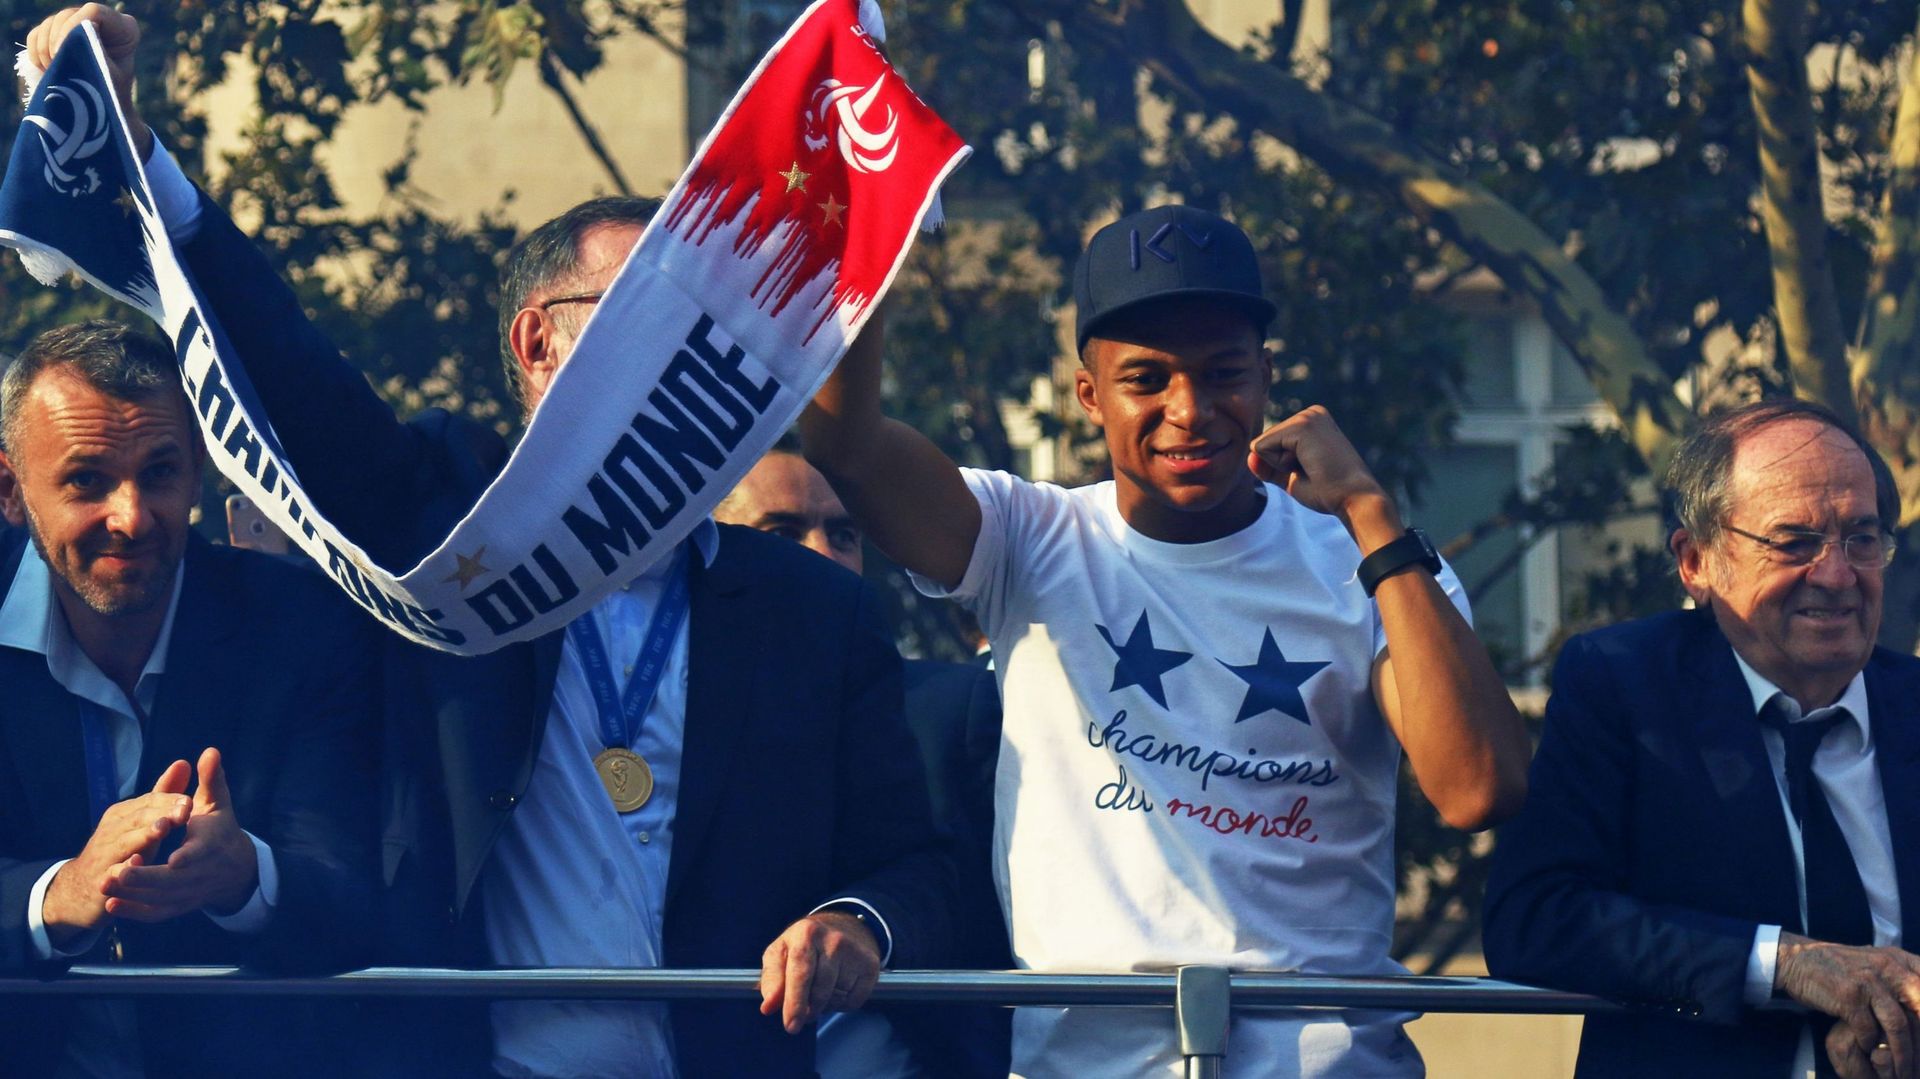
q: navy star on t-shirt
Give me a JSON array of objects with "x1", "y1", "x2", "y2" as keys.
[
  {"x1": 1095, "y1": 611, "x2": 1192, "y2": 709},
  {"x1": 1220, "y1": 628, "x2": 1330, "y2": 724}
]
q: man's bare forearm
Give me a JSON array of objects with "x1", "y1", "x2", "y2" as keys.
[
  {"x1": 801, "y1": 312, "x2": 981, "y2": 590},
  {"x1": 1358, "y1": 496, "x2": 1529, "y2": 832}
]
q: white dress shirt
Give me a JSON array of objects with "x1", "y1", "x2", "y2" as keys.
[{"x1": 1732, "y1": 654, "x2": 1899, "y2": 1079}]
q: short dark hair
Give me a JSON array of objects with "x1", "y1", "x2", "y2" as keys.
[
  {"x1": 1664, "y1": 398, "x2": 1900, "y2": 548},
  {"x1": 0, "y1": 321, "x2": 182, "y2": 463},
  {"x1": 497, "y1": 196, "x2": 662, "y2": 410}
]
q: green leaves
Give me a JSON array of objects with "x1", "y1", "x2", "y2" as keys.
[{"x1": 460, "y1": 2, "x2": 546, "y2": 108}]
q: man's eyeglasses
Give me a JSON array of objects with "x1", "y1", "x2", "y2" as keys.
[
  {"x1": 534, "y1": 291, "x2": 604, "y2": 311},
  {"x1": 1722, "y1": 524, "x2": 1897, "y2": 569}
]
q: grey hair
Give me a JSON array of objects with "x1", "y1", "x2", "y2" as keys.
[
  {"x1": 497, "y1": 196, "x2": 662, "y2": 412},
  {"x1": 0, "y1": 321, "x2": 181, "y2": 464},
  {"x1": 1664, "y1": 398, "x2": 1900, "y2": 549}
]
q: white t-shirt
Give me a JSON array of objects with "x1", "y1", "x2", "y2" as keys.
[{"x1": 917, "y1": 471, "x2": 1468, "y2": 1078}]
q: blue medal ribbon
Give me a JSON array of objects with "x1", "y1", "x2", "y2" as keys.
[
  {"x1": 565, "y1": 545, "x2": 693, "y2": 753},
  {"x1": 75, "y1": 701, "x2": 119, "y2": 826}
]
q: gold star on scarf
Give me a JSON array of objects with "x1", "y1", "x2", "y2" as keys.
[
  {"x1": 113, "y1": 188, "x2": 139, "y2": 217},
  {"x1": 817, "y1": 193, "x2": 846, "y2": 227},
  {"x1": 779, "y1": 162, "x2": 811, "y2": 193},
  {"x1": 444, "y1": 547, "x2": 491, "y2": 590}
]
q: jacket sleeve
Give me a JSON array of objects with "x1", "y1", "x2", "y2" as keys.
[
  {"x1": 0, "y1": 857, "x2": 70, "y2": 973},
  {"x1": 820, "y1": 583, "x2": 958, "y2": 969},
  {"x1": 238, "y1": 584, "x2": 381, "y2": 973},
  {"x1": 177, "y1": 189, "x2": 448, "y2": 557},
  {"x1": 1482, "y1": 634, "x2": 1757, "y2": 1024}
]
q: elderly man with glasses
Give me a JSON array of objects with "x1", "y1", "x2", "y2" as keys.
[{"x1": 1486, "y1": 399, "x2": 1920, "y2": 1079}]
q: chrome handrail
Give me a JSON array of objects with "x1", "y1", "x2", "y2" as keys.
[{"x1": 0, "y1": 966, "x2": 1621, "y2": 1014}]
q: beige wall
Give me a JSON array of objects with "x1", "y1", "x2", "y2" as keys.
[
  {"x1": 1188, "y1": 0, "x2": 1328, "y2": 59},
  {"x1": 1404, "y1": 954, "x2": 1581, "y2": 1077},
  {"x1": 201, "y1": 27, "x2": 686, "y2": 229},
  {"x1": 198, "y1": 1, "x2": 1324, "y2": 229},
  {"x1": 1408, "y1": 1013, "x2": 1581, "y2": 1077}
]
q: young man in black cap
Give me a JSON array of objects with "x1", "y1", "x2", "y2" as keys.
[{"x1": 802, "y1": 204, "x2": 1530, "y2": 1077}]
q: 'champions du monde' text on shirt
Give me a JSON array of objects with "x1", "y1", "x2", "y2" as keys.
[{"x1": 919, "y1": 470, "x2": 1467, "y2": 1078}]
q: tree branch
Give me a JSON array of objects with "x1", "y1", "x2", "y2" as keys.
[
  {"x1": 1106, "y1": 0, "x2": 1692, "y2": 475},
  {"x1": 1854, "y1": 24, "x2": 1920, "y2": 527},
  {"x1": 1743, "y1": 0, "x2": 1857, "y2": 427},
  {"x1": 536, "y1": 51, "x2": 634, "y2": 197}
]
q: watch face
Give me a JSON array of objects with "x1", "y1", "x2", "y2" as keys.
[{"x1": 1411, "y1": 528, "x2": 1441, "y2": 569}]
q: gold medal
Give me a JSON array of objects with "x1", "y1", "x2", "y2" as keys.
[{"x1": 594, "y1": 747, "x2": 654, "y2": 812}]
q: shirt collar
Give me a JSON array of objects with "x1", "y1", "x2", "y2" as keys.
[
  {"x1": 688, "y1": 518, "x2": 719, "y2": 568},
  {"x1": 618, "y1": 519, "x2": 718, "y2": 593},
  {"x1": 0, "y1": 538, "x2": 186, "y2": 714},
  {"x1": 1730, "y1": 648, "x2": 1871, "y2": 735}
]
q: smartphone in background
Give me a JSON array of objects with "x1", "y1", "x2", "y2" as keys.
[{"x1": 226, "y1": 493, "x2": 290, "y2": 555}]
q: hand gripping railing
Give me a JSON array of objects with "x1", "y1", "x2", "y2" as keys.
[{"x1": 0, "y1": 965, "x2": 1620, "y2": 1079}]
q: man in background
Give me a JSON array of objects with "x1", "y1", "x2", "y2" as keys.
[{"x1": 717, "y1": 445, "x2": 1010, "y2": 1078}]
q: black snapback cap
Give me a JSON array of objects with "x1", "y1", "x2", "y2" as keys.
[{"x1": 1072, "y1": 204, "x2": 1278, "y2": 352}]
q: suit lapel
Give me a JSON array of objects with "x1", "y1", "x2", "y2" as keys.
[
  {"x1": 144, "y1": 540, "x2": 244, "y2": 784},
  {"x1": 1683, "y1": 615, "x2": 1805, "y2": 930},
  {"x1": 0, "y1": 646, "x2": 94, "y2": 853},
  {"x1": 0, "y1": 531, "x2": 102, "y2": 851},
  {"x1": 1865, "y1": 657, "x2": 1920, "y2": 944},
  {"x1": 666, "y1": 539, "x2": 756, "y2": 909}
]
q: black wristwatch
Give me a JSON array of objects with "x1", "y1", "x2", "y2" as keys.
[{"x1": 1357, "y1": 528, "x2": 1442, "y2": 597}]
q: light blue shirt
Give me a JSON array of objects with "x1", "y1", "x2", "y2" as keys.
[{"x1": 484, "y1": 524, "x2": 716, "y2": 1079}]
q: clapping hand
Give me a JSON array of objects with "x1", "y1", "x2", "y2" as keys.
[
  {"x1": 41, "y1": 759, "x2": 192, "y2": 944},
  {"x1": 101, "y1": 748, "x2": 258, "y2": 921}
]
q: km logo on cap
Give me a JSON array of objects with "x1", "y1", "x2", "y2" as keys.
[{"x1": 1130, "y1": 221, "x2": 1215, "y2": 270}]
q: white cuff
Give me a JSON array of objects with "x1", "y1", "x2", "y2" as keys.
[
  {"x1": 1744, "y1": 924, "x2": 1781, "y2": 1007},
  {"x1": 811, "y1": 897, "x2": 894, "y2": 967},
  {"x1": 142, "y1": 138, "x2": 204, "y2": 245},
  {"x1": 203, "y1": 832, "x2": 278, "y2": 935},
  {"x1": 29, "y1": 859, "x2": 103, "y2": 960}
]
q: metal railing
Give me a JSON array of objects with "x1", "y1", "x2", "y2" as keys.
[{"x1": 0, "y1": 966, "x2": 1619, "y2": 1078}]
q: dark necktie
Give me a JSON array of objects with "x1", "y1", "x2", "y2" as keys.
[
  {"x1": 1762, "y1": 700, "x2": 1874, "y2": 1079},
  {"x1": 1761, "y1": 701, "x2": 1874, "y2": 947}
]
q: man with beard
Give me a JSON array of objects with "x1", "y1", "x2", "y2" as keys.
[{"x1": 0, "y1": 321, "x2": 378, "y2": 1075}]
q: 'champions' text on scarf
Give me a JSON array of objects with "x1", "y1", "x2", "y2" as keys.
[{"x1": 0, "y1": 1, "x2": 969, "y2": 654}]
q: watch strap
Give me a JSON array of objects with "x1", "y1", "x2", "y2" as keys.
[{"x1": 1357, "y1": 528, "x2": 1441, "y2": 597}]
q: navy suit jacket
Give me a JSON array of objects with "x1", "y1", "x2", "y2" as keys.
[
  {"x1": 888, "y1": 659, "x2": 1009, "y2": 1078},
  {"x1": 0, "y1": 528, "x2": 380, "y2": 1076},
  {"x1": 1484, "y1": 608, "x2": 1920, "y2": 1077},
  {"x1": 181, "y1": 193, "x2": 954, "y2": 1076}
]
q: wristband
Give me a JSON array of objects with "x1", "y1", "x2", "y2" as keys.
[{"x1": 1357, "y1": 528, "x2": 1441, "y2": 597}]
